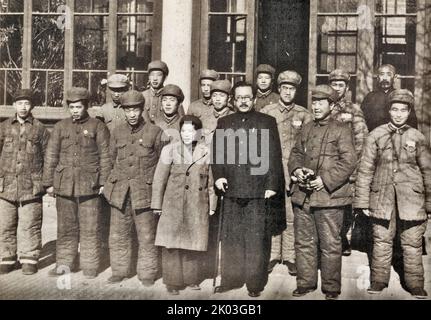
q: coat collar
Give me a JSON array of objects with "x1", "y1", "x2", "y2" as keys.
[
  {"x1": 12, "y1": 114, "x2": 34, "y2": 125},
  {"x1": 72, "y1": 112, "x2": 90, "y2": 124},
  {"x1": 257, "y1": 89, "x2": 272, "y2": 99},
  {"x1": 127, "y1": 118, "x2": 146, "y2": 133},
  {"x1": 278, "y1": 101, "x2": 295, "y2": 113},
  {"x1": 387, "y1": 122, "x2": 410, "y2": 135}
]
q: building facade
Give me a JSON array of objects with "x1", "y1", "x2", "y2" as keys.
[{"x1": 0, "y1": 0, "x2": 430, "y2": 140}]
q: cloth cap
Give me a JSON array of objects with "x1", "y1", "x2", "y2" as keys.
[
  {"x1": 311, "y1": 84, "x2": 338, "y2": 102},
  {"x1": 148, "y1": 60, "x2": 169, "y2": 76},
  {"x1": 107, "y1": 74, "x2": 129, "y2": 88},
  {"x1": 210, "y1": 80, "x2": 231, "y2": 95},
  {"x1": 388, "y1": 89, "x2": 414, "y2": 108},
  {"x1": 13, "y1": 89, "x2": 33, "y2": 103},
  {"x1": 161, "y1": 84, "x2": 184, "y2": 103},
  {"x1": 66, "y1": 87, "x2": 89, "y2": 103},
  {"x1": 120, "y1": 90, "x2": 145, "y2": 107},
  {"x1": 277, "y1": 70, "x2": 302, "y2": 86},
  {"x1": 256, "y1": 64, "x2": 276, "y2": 78},
  {"x1": 328, "y1": 69, "x2": 351, "y2": 83},
  {"x1": 200, "y1": 69, "x2": 219, "y2": 81}
]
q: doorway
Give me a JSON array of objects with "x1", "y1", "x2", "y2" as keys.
[{"x1": 257, "y1": 0, "x2": 310, "y2": 107}]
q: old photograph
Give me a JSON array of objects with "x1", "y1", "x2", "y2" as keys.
[{"x1": 0, "y1": 0, "x2": 430, "y2": 303}]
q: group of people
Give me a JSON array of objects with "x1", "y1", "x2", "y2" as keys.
[{"x1": 0, "y1": 59, "x2": 429, "y2": 300}]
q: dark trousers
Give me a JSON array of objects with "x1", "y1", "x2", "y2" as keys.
[
  {"x1": 371, "y1": 207, "x2": 427, "y2": 290},
  {"x1": 109, "y1": 195, "x2": 158, "y2": 281},
  {"x1": 220, "y1": 198, "x2": 271, "y2": 292},
  {"x1": 199, "y1": 207, "x2": 219, "y2": 281},
  {"x1": 56, "y1": 195, "x2": 101, "y2": 272},
  {"x1": 294, "y1": 200, "x2": 344, "y2": 294},
  {"x1": 162, "y1": 248, "x2": 201, "y2": 289}
]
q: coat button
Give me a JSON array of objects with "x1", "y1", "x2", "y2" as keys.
[
  {"x1": 393, "y1": 169, "x2": 397, "y2": 173},
  {"x1": 199, "y1": 187, "x2": 202, "y2": 191},
  {"x1": 186, "y1": 172, "x2": 190, "y2": 176},
  {"x1": 185, "y1": 185, "x2": 189, "y2": 190},
  {"x1": 128, "y1": 177, "x2": 131, "y2": 180}
]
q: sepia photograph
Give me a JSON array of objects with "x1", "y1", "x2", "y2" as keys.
[{"x1": 0, "y1": 0, "x2": 430, "y2": 307}]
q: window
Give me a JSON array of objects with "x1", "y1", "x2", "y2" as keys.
[
  {"x1": 72, "y1": 0, "x2": 109, "y2": 105},
  {"x1": 201, "y1": 0, "x2": 255, "y2": 84},
  {"x1": 117, "y1": 0, "x2": 155, "y2": 92},
  {"x1": 0, "y1": 0, "x2": 23, "y2": 105},
  {"x1": 316, "y1": 0, "x2": 359, "y2": 101},
  {"x1": 31, "y1": 0, "x2": 66, "y2": 107},
  {"x1": 374, "y1": 0, "x2": 417, "y2": 92},
  {"x1": 0, "y1": 0, "x2": 161, "y2": 107}
]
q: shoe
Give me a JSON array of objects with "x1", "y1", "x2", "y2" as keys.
[
  {"x1": 48, "y1": 266, "x2": 66, "y2": 277},
  {"x1": 325, "y1": 292, "x2": 339, "y2": 300},
  {"x1": 107, "y1": 275, "x2": 127, "y2": 284},
  {"x1": 168, "y1": 289, "x2": 179, "y2": 295},
  {"x1": 283, "y1": 260, "x2": 297, "y2": 276},
  {"x1": 292, "y1": 287, "x2": 317, "y2": 297},
  {"x1": 268, "y1": 259, "x2": 280, "y2": 273},
  {"x1": 83, "y1": 270, "x2": 98, "y2": 279},
  {"x1": 410, "y1": 288, "x2": 428, "y2": 299},
  {"x1": 248, "y1": 291, "x2": 261, "y2": 298},
  {"x1": 342, "y1": 238, "x2": 352, "y2": 256},
  {"x1": 367, "y1": 282, "x2": 387, "y2": 294},
  {"x1": 22, "y1": 263, "x2": 37, "y2": 275},
  {"x1": 214, "y1": 285, "x2": 242, "y2": 293},
  {"x1": 141, "y1": 279, "x2": 155, "y2": 287},
  {"x1": 187, "y1": 284, "x2": 201, "y2": 290},
  {"x1": 342, "y1": 247, "x2": 352, "y2": 256},
  {"x1": 0, "y1": 264, "x2": 15, "y2": 275},
  {"x1": 167, "y1": 286, "x2": 180, "y2": 295}
]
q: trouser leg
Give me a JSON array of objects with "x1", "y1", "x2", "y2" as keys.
[
  {"x1": 294, "y1": 201, "x2": 318, "y2": 289},
  {"x1": 314, "y1": 206, "x2": 344, "y2": 294},
  {"x1": 400, "y1": 219, "x2": 427, "y2": 290},
  {"x1": 109, "y1": 196, "x2": 134, "y2": 277},
  {"x1": 162, "y1": 247, "x2": 183, "y2": 289},
  {"x1": 17, "y1": 200, "x2": 43, "y2": 264},
  {"x1": 56, "y1": 196, "x2": 79, "y2": 269},
  {"x1": 78, "y1": 196, "x2": 102, "y2": 272},
  {"x1": 220, "y1": 198, "x2": 245, "y2": 289},
  {"x1": 244, "y1": 199, "x2": 270, "y2": 292},
  {"x1": 281, "y1": 194, "x2": 295, "y2": 262},
  {"x1": 371, "y1": 210, "x2": 396, "y2": 285},
  {"x1": 0, "y1": 199, "x2": 18, "y2": 266},
  {"x1": 134, "y1": 207, "x2": 158, "y2": 281}
]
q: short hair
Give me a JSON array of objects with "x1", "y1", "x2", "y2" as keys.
[
  {"x1": 231, "y1": 81, "x2": 255, "y2": 98},
  {"x1": 378, "y1": 64, "x2": 396, "y2": 75},
  {"x1": 180, "y1": 115, "x2": 203, "y2": 131}
]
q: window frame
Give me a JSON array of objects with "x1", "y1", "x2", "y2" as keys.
[{"x1": 0, "y1": 0, "x2": 162, "y2": 107}]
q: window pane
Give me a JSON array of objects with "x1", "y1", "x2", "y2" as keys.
[
  {"x1": 118, "y1": 0, "x2": 154, "y2": 13},
  {"x1": 75, "y1": 0, "x2": 108, "y2": 13},
  {"x1": 319, "y1": 0, "x2": 359, "y2": 13},
  {"x1": 31, "y1": 70, "x2": 63, "y2": 107},
  {"x1": 33, "y1": 0, "x2": 66, "y2": 12},
  {"x1": 72, "y1": 71, "x2": 107, "y2": 106},
  {"x1": 74, "y1": 16, "x2": 108, "y2": 69},
  {"x1": 376, "y1": 0, "x2": 417, "y2": 14},
  {"x1": 208, "y1": 15, "x2": 247, "y2": 73},
  {"x1": 0, "y1": 0, "x2": 24, "y2": 13},
  {"x1": 0, "y1": 70, "x2": 22, "y2": 105},
  {"x1": 210, "y1": 0, "x2": 246, "y2": 13},
  {"x1": 117, "y1": 15, "x2": 153, "y2": 70},
  {"x1": 31, "y1": 16, "x2": 65, "y2": 69},
  {"x1": 374, "y1": 16, "x2": 416, "y2": 76},
  {"x1": 317, "y1": 16, "x2": 358, "y2": 73},
  {"x1": 0, "y1": 15, "x2": 23, "y2": 68}
]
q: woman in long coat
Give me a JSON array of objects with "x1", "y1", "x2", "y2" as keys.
[{"x1": 151, "y1": 115, "x2": 217, "y2": 295}]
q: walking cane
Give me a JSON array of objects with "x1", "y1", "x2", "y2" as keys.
[{"x1": 213, "y1": 184, "x2": 227, "y2": 293}]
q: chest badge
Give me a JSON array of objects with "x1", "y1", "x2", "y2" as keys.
[
  {"x1": 341, "y1": 113, "x2": 353, "y2": 122},
  {"x1": 405, "y1": 140, "x2": 416, "y2": 152},
  {"x1": 292, "y1": 120, "x2": 302, "y2": 129}
]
